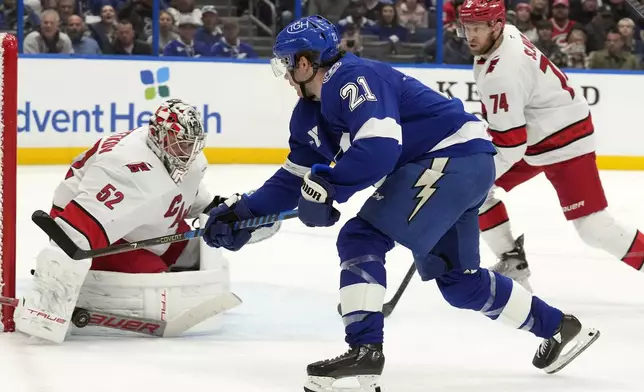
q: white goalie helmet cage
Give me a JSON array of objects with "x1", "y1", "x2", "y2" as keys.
[{"x1": 147, "y1": 99, "x2": 206, "y2": 183}]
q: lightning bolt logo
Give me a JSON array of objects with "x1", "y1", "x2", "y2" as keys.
[{"x1": 408, "y1": 158, "x2": 449, "y2": 223}]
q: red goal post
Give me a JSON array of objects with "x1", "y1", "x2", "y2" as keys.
[{"x1": 1, "y1": 33, "x2": 17, "y2": 332}]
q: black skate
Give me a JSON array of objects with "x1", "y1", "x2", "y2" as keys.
[
  {"x1": 490, "y1": 235, "x2": 533, "y2": 292},
  {"x1": 304, "y1": 344, "x2": 384, "y2": 392},
  {"x1": 533, "y1": 314, "x2": 600, "y2": 374}
]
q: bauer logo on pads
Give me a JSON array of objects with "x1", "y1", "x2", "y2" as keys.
[{"x1": 140, "y1": 67, "x2": 171, "y2": 100}]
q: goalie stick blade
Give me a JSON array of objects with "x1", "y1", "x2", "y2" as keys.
[
  {"x1": 32, "y1": 210, "x2": 84, "y2": 260},
  {"x1": 162, "y1": 292, "x2": 243, "y2": 337}
]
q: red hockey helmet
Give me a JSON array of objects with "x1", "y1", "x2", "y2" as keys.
[{"x1": 458, "y1": 0, "x2": 506, "y2": 25}]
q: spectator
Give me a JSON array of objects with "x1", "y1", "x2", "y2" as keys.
[
  {"x1": 163, "y1": 15, "x2": 208, "y2": 57},
  {"x1": 617, "y1": 17, "x2": 644, "y2": 61},
  {"x1": 25, "y1": 0, "x2": 42, "y2": 14},
  {"x1": 118, "y1": 0, "x2": 168, "y2": 40},
  {"x1": 587, "y1": 27, "x2": 641, "y2": 69},
  {"x1": 562, "y1": 28, "x2": 588, "y2": 68},
  {"x1": 23, "y1": 9, "x2": 74, "y2": 53},
  {"x1": 0, "y1": 0, "x2": 40, "y2": 34},
  {"x1": 210, "y1": 19, "x2": 257, "y2": 59},
  {"x1": 397, "y1": 0, "x2": 428, "y2": 33},
  {"x1": 363, "y1": 0, "x2": 386, "y2": 21},
  {"x1": 515, "y1": 3, "x2": 537, "y2": 42},
  {"x1": 372, "y1": 3, "x2": 408, "y2": 43},
  {"x1": 550, "y1": 0, "x2": 579, "y2": 49},
  {"x1": 338, "y1": 1, "x2": 377, "y2": 35},
  {"x1": 67, "y1": 14, "x2": 101, "y2": 54},
  {"x1": 423, "y1": 21, "x2": 472, "y2": 64},
  {"x1": 442, "y1": 0, "x2": 461, "y2": 25},
  {"x1": 308, "y1": 0, "x2": 348, "y2": 23},
  {"x1": 506, "y1": 10, "x2": 516, "y2": 26},
  {"x1": 584, "y1": 5, "x2": 616, "y2": 53},
  {"x1": 111, "y1": 19, "x2": 152, "y2": 54},
  {"x1": 339, "y1": 23, "x2": 364, "y2": 56},
  {"x1": 604, "y1": 0, "x2": 632, "y2": 25},
  {"x1": 195, "y1": 6, "x2": 222, "y2": 48},
  {"x1": 168, "y1": 0, "x2": 202, "y2": 25},
  {"x1": 58, "y1": 0, "x2": 76, "y2": 32},
  {"x1": 147, "y1": 10, "x2": 178, "y2": 53},
  {"x1": 571, "y1": 0, "x2": 598, "y2": 25},
  {"x1": 533, "y1": 19, "x2": 567, "y2": 67},
  {"x1": 41, "y1": 0, "x2": 59, "y2": 12},
  {"x1": 89, "y1": 4, "x2": 118, "y2": 53},
  {"x1": 529, "y1": 0, "x2": 549, "y2": 25}
]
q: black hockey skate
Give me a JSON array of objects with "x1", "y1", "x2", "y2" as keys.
[
  {"x1": 490, "y1": 234, "x2": 533, "y2": 292},
  {"x1": 533, "y1": 314, "x2": 600, "y2": 374},
  {"x1": 304, "y1": 344, "x2": 384, "y2": 392}
]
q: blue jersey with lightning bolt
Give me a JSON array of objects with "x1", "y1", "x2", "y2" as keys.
[
  {"x1": 244, "y1": 53, "x2": 495, "y2": 219},
  {"x1": 315, "y1": 53, "x2": 495, "y2": 202}
]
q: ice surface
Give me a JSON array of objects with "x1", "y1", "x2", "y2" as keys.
[{"x1": 2, "y1": 165, "x2": 644, "y2": 391}]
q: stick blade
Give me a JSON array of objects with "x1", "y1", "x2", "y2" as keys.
[
  {"x1": 163, "y1": 292, "x2": 243, "y2": 337},
  {"x1": 31, "y1": 210, "x2": 84, "y2": 259}
]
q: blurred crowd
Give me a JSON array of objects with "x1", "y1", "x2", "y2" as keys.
[{"x1": 1, "y1": 0, "x2": 643, "y2": 69}]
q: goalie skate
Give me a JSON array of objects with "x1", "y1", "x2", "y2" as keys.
[
  {"x1": 533, "y1": 314, "x2": 600, "y2": 374},
  {"x1": 304, "y1": 344, "x2": 384, "y2": 392},
  {"x1": 489, "y1": 234, "x2": 533, "y2": 292}
]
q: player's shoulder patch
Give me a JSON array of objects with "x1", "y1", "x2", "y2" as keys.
[{"x1": 323, "y1": 61, "x2": 343, "y2": 84}]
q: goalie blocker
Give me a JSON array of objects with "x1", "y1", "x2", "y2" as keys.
[{"x1": 14, "y1": 214, "x2": 249, "y2": 342}]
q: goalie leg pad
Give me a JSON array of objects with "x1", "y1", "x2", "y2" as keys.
[
  {"x1": 15, "y1": 246, "x2": 91, "y2": 343},
  {"x1": 74, "y1": 267, "x2": 231, "y2": 337}
]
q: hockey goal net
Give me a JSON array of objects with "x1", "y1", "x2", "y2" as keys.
[{"x1": 0, "y1": 34, "x2": 17, "y2": 332}]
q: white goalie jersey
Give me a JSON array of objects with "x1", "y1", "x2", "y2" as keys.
[
  {"x1": 474, "y1": 24, "x2": 595, "y2": 179},
  {"x1": 50, "y1": 126, "x2": 213, "y2": 255}
]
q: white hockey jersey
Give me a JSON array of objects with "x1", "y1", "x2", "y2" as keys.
[
  {"x1": 474, "y1": 24, "x2": 595, "y2": 179},
  {"x1": 50, "y1": 127, "x2": 212, "y2": 256}
]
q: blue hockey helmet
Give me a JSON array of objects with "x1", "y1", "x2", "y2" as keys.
[{"x1": 271, "y1": 15, "x2": 340, "y2": 77}]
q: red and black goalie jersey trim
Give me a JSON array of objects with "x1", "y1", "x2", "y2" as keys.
[{"x1": 54, "y1": 201, "x2": 110, "y2": 250}]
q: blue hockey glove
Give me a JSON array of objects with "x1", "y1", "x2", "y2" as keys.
[
  {"x1": 298, "y1": 164, "x2": 341, "y2": 227},
  {"x1": 203, "y1": 193, "x2": 254, "y2": 251}
]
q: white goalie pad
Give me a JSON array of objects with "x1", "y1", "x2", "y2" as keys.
[
  {"x1": 72, "y1": 213, "x2": 234, "y2": 337},
  {"x1": 15, "y1": 246, "x2": 91, "y2": 343}
]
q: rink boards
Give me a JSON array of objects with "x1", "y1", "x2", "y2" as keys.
[{"x1": 16, "y1": 57, "x2": 644, "y2": 170}]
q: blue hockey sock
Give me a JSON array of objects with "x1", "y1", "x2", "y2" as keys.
[
  {"x1": 436, "y1": 269, "x2": 563, "y2": 339},
  {"x1": 337, "y1": 217, "x2": 395, "y2": 346}
]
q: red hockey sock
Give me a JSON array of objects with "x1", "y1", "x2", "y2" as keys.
[{"x1": 622, "y1": 231, "x2": 644, "y2": 271}]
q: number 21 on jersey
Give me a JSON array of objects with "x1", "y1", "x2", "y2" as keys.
[{"x1": 341, "y1": 76, "x2": 377, "y2": 111}]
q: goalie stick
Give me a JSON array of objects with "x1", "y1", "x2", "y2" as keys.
[
  {"x1": 32, "y1": 209, "x2": 298, "y2": 260},
  {"x1": 336, "y1": 262, "x2": 417, "y2": 318},
  {"x1": 0, "y1": 292, "x2": 242, "y2": 338}
]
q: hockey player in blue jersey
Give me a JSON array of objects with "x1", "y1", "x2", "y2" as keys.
[{"x1": 202, "y1": 15, "x2": 599, "y2": 392}]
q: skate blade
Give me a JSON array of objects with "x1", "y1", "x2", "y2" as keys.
[
  {"x1": 543, "y1": 327, "x2": 601, "y2": 374},
  {"x1": 304, "y1": 375, "x2": 381, "y2": 392}
]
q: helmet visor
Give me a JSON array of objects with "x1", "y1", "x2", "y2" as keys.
[{"x1": 270, "y1": 56, "x2": 292, "y2": 78}]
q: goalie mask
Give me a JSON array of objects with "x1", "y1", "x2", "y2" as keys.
[{"x1": 148, "y1": 99, "x2": 206, "y2": 183}]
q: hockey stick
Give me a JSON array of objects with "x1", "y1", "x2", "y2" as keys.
[
  {"x1": 336, "y1": 262, "x2": 417, "y2": 318},
  {"x1": 31, "y1": 209, "x2": 298, "y2": 260},
  {"x1": 0, "y1": 292, "x2": 242, "y2": 338}
]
